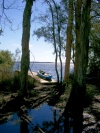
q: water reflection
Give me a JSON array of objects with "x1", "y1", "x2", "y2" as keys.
[
  {"x1": 20, "y1": 120, "x2": 29, "y2": 133},
  {"x1": 0, "y1": 113, "x2": 20, "y2": 133},
  {"x1": 0, "y1": 104, "x2": 64, "y2": 133},
  {"x1": 18, "y1": 109, "x2": 29, "y2": 133}
]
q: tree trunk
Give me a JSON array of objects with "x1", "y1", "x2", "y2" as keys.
[
  {"x1": 58, "y1": 18, "x2": 63, "y2": 83},
  {"x1": 64, "y1": 0, "x2": 73, "y2": 82},
  {"x1": 77, "y1": 0, "x2": 91, "y2": 86},
  {"x1": 52, "y1": 0, "x2": 63, "y2": 83},
  {"x1": 46, "y1": 0, "x2": 59, "y2": 83},
  {"x1": 19, "y1": 0, "x2": 33, "y2": 97},
  {"x1": 74, "y1": 0, "x2": 82, "y2": 79},
  {"x1": 64, "y1": 0, "x2": 91, "y2": 132}
]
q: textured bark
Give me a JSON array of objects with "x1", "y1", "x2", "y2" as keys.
[
  {"x1": 50, "y1": 3, "x2": 59, "y2": 83},
  {"x1": 74, "y1": 0, "x2": 82, "y2": 79},
  {"x1": 19, "y1": 0, "x2": 33, "y2": 97},
  {"x1": 64, "y1": 0, "x2": 91, "y2": 132},
  {"x1": 72, "y1": 2, "x2": 91, "y2": 132},
  {"x1": 64, "y1": 0, "x2": 73, "y2": 82},
  {"x1": 77, "y1": 0, "x2": 91, "y2": 86}
]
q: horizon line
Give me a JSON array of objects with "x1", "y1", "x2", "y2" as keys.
[{"x1": 15, "y1": 61, "x2": 74, "y2": 64}]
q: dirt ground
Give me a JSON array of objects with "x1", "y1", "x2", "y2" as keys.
[{"x1": 0, "y1": 84, "x2": 100, "y2": 132}]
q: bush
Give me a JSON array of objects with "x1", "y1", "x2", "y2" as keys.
[
  {"x1": 0, "y1": 50, "x2": 15, "y2": 91},
  {"x1": 0, "y1": 50, "x2": 14, "y2": 68},
  {"x1": 84, "y1": 85, "x2": 98, "y2": 107},
  {"x1": 0, "y1": 70, "x2": 14, "y2": 91}
]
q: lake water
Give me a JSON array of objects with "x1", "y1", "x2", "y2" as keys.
[
  {"x1": 13, "y1": 62, "x2": 74, "y2": 80},
  {"x1": 0, "y1": 103, "x2": 64, "y2": 133}
]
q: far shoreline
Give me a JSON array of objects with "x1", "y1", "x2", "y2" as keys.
[
  {"x1": 15, "y1": 61, "x2": 73, "y2": 64},
  {"x1": 15, "y1": 61, "x2": 66, "y2": 63}
]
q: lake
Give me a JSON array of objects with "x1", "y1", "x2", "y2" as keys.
[{"x1": 13, "y1": 62, "x2": 74, "y2": 80}]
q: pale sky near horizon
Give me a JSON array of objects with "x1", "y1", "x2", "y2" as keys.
[{"x1": 0, "y1": 0, "x2": 66, "y2": 62}]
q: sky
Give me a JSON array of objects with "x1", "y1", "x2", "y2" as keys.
[{"x1": 0, "y1": 0, "x2": 66, "y2": 62}]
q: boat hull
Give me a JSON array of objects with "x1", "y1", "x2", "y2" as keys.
[{"x1": 37, "y1": 71, "x2": 52, "y2": 80}]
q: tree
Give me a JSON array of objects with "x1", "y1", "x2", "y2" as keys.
[
  {"x1": 0, "y1": 0, "x2": 23, "y2": 31},
  {"x1": 0, "y1": 28, "x2": 3, "y2": 36},
  {"x1": 0, "y1": 0, "x2": 34, "y2": 96},
  {"x1": 64, "y1": 0, "x2": 91, "y2": 132},
  {"x1": 74, "y1": 0, "x2": 82, "y2": 79},
  {"x1": 64, "y1": 0, "x2": 73, "y2": 82},
  {"x1": 87, "y1": 1, "x2": 100, "y2": 87},
  {"x1": 33, "y1": 0, "x2": 67, "y2": 83},
  {"x1": 19, "y1": 0, "x2": 34, "y2": 97},
  {"x1": 15, "y1": 48, "x2": 21, "y2": 62},
  {"x1": 33, "y1": 0, "x2": 75, "y2": 83},
  {"x1": 46, "y1": 0, "x2": 60, "y2": 83}
]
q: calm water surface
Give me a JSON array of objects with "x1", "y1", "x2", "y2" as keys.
[{"x1": 0, "y1": 104, "x2": 64, "y2": 133}]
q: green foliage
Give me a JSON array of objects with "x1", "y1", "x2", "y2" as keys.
[
  {"x1": 88, "y1": 2, "x2": 100, "y2": 74},
  {"x1": 0, "y1": 50, "x2": 15, "y2": 90},
  {"x1": 33, "y1": 1, "x2": 67, "y2": 52},
  {"x1": 0, "y1": 71, "x2": 14, "y2": 91},
  {"x1": 87, "y1": 20, "x2": 100, "y2": 87},
  {"x1": 0, "y1": 70, "x2": 39, "y2": 92},
  {"x1": 10, "y1": 74, "x2": 21, "y2": 92},
  {"x1": 0, "y1": 50, "x2": 14, "y2": 69},
  {"x1": 84, "y1": 85, "x2": 98, "y2": 107}
]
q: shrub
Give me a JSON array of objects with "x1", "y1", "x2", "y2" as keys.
[{"x1": 84, "y1": 85, "x2": 98, "y2": 107}]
